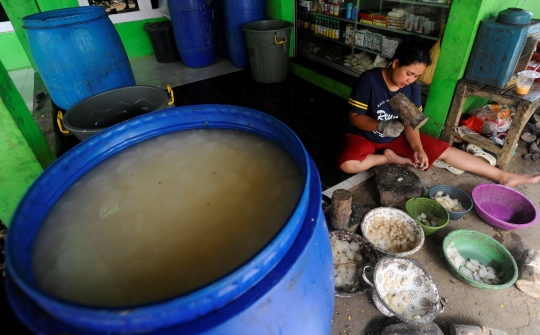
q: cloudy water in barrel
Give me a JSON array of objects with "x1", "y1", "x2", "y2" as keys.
[{"x1": 32, "y1": 128, "x2": 304, "y2": 307}]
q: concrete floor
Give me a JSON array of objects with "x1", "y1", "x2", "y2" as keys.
[{"x1": 330, "y1": 144, "x2": 540, "y2": 335}]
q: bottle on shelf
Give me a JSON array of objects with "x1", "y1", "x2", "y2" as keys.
[
  {"x1": 304, "y1": 12, "x2": 310, "y2": 30},
  {"x1": 346, "y1": 3, "x2": 352, "y2": 20}
]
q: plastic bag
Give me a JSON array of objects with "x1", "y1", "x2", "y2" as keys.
[
  {"x1": 470, "y1": 104, "x2": 513, "y2": 134},
  {"x1": 158, "y1": 0, "x2": 170, "y2": 19},
  {"x1": 459, "y1": 115, "x2": 484, "y2": 134}
]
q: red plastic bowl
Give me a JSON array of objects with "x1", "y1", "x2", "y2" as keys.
[{"x1": 472, "y1": 184, "x2": 538, "y2": 230}]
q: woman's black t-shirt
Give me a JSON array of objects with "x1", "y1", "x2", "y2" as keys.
[{"x1": 347, "y1": 68, "x2": 423, "y2": 143}]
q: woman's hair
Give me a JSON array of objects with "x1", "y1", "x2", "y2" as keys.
[{"x1": 392, "y1": 38, "x2": 432, "y2": 67}]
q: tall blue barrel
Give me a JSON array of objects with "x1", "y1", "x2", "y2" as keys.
[
  {"x1": 23, "y1": 7, "x2": 136, "y2": 111},
  {"x1": 169, "y1": 0, "x2": 217, "y2": 68},
  {"x1": 5, "y1": 105, "x2": 335, "y2": 334},
  {"x1": 223, "y1": 0, "x2": 266, "y2": 68}
]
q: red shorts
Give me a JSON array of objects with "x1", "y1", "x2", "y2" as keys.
[{"x1": 337, "y1": 133, "x2": 450, "y2": 169}]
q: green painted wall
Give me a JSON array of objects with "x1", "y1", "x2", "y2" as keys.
[
  {"x1": 1, "y1": 0, "x2": 40, "y2": 70},
  {"x1": 115, "y1": 18, "x2": 168, "y2": 59},
  {"x1": 0, "y1": 32, "x2": 31, "y2": 70}
]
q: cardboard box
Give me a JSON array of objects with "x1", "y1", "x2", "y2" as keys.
[{"x1": 299, "y1": 0, "x2": 312, "y2": 12}]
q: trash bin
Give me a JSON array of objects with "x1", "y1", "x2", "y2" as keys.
[
  {"x1": 242, "y1": 20, "x2": 293, "y2": 83},
  {"x1": 59, "y1": 85, "x2": 173, "y2": 141},
  {"x1": 144, "y1": 21, "x2": 181, "y2": 63}
]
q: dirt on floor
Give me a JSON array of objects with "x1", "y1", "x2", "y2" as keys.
[{"x1": 330, "y1": 143, "x2": 540, "y2": 335}]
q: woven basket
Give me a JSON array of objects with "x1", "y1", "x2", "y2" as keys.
[
  {"x1": 405, "y1": 198, "x2": 449, "y2": 236},
  {"x1": 472, "y1": 184, "x2": 538, "y2": 230},
  {"x1": 428, "y1": 185, "x2": 473, "y2": 220},
  {"x1": 330, "y1": 230, "x2": 380, "y2": 297}
]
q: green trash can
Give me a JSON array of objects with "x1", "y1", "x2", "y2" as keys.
[{"x1": 242, "y1": 20, "x2": 293, "y2": 83}]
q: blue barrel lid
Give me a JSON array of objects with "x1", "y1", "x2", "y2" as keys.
[
  {"x1": 23, "y1": 7, "x2": 106, "y2": 29},
  {"x1": 496, "y1": 7, "x2": 533, "y2": 25}
]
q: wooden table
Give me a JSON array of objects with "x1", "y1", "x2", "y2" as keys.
[{"x1": 440, "y1": 78, "x2": 540, "y2": 170}]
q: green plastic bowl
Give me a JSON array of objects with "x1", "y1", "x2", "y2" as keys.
[
  {"x1": 405, "y1": 198, "x2": 450, "y2": 236},
  {"x1": 442, "y1": 230, "x2": 518, "y2": 289}
]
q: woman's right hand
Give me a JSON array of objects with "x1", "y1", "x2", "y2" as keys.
[{"x1": 377, "y1": 120, "x2": 404, "y2": 137}]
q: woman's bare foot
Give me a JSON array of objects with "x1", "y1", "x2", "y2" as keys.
[
  {"x1": 383, "y1": 149, "x2": 414, "y2": 167},
  {"x1": 500, "y1": 173, "x2": 540, "y2": 188}
]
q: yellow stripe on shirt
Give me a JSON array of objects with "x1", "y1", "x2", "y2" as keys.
[{"x1": 348, "y1": 98, "x2": 367, "y2": 110}]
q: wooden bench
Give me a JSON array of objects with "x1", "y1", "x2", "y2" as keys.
[{"x1": 440, "y1": 78, "x2": 540, "y2": 170}]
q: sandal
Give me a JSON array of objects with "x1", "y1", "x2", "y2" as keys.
[
  {"x1": 432, "y1": 160, "x2": 464, "y2": 174},
  {"x1": 465, "y1": 144, "x2": 497, "y2": 166}
]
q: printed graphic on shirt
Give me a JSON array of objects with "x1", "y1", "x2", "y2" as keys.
[{"x1": 374, "y1": 101, "x2": 399, "y2": 137}]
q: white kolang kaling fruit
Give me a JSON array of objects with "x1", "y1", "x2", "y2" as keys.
[
  {"x1": 446, "y1": 240, "x2": 504, "y2": 285},
  {"x1": 380, "y1": 271, "x2": 424, "y2": 320},
  {"x1": 416, "y1": 212, "x2": 439, "y2": 227},
  {"x1": 331, "y1": 235, "x2": 364, "y2": 292},
  {"x1": 431, "y1": 191, "x2": 464, "y2": 212},
  {"x1": 365, "y1": 215, "x2": 417, "y2": 253}
]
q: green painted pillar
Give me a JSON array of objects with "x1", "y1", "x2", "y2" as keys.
[
  {"x1": 421, "y1": 0, "x2": 488, "y2": 137},
  {"x1": 0, "y1": 94, "x2": 43, "y2": 226},
  {"x1": 0, "y1": 60, "x2": 55, "y2": 169}
]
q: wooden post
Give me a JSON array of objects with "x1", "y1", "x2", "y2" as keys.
[
  {"x1": 516, "y1": 248, "x2": 540, "y2": 299},
  {"x1": 330, "y1": 189, "x2": 352, "y2": 231},
  {"x1": 388, "y1": 93, "x2": 429, "y2": 130}
]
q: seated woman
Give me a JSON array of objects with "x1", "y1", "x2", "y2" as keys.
[{"x1": 338, "y1": 39, "x2": 540, "y2": 188}]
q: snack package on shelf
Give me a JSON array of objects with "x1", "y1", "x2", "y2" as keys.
[
  {"x1": 372, "y1": 33, "x2": 384, "y2": 52},
  {"x1": 387, "y1": 16, "x2": 406, "y2": 30},
  {"x1": 355, "y1": 29, "x2": 368, "y2": 48},
  {"x1": 382, "y1": 37, "x2": 401, "y2": 58},
  {"x1": 345, "y1": 24, "x2": 355, "y2": 45},
  {"x1": 372, "y1": 14, "x2": 387, "y2": 27},
  {"x1": 365, "y1": 30, "x2": 374, "y2": 49},
  {"x1": 359, "y1": 12, "x2": 373, "y2": 25}
]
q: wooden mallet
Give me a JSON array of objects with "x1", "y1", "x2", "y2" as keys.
[{"x1": 388, "y1": 93, "x2": 429, "y2": 131}]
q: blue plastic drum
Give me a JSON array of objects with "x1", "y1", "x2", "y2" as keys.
[
  {"x1": 223, "y1": 0, "x2": 266, "y2": 68},
  {"x1": 23, "y1": 7, "x2": 136, "y2": 111},
  {"x1": 5, "y1": 105, "x2": 334, "y2": 334},
  {"x1": 169, "y1": 0, "x2": 217, "y2": 68}
]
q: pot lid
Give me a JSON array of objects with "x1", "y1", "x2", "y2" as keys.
[{"x1": 497, "y1": 7, "x2": 533, "y2": 25}]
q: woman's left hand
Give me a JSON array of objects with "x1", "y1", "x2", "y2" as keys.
[{"x1": 414, "y1": 149, "x2": 429, "y2": 170}]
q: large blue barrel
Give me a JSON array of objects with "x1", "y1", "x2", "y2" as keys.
[
  {"x1": 5, "y1": 105, "x2": 334, "y2": 334},
  {"x1": 223, "y1": 0, "x2": 266, "y2": 68},
  {"x1": 23, "y1": 7, "x2": 136, "y2": 111},
  {"x1": 169, "y1": 0, "x2": 217, "y2": 68}
]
